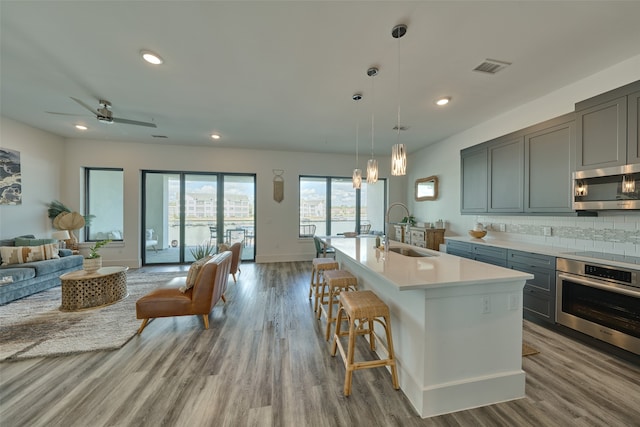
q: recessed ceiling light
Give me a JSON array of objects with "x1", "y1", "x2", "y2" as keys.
[
  {"x1": 140, "y1": 50, "x2": 164, "y2": 65},
  {"x1": 75, "y1": 124, "x2": 88, "y2": 130},
  {"x1": 436, "y1": 97, "x2": 451, "y2": 106},
  {"x1": 211, "y1": 133, "x2": 221, "y2": 140}
]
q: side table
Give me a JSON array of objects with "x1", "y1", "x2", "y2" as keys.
[{"x1": 60, "y1": 266, "x2": 129, "y2": 311}]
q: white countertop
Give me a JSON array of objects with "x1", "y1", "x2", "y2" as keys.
[
  {"x1": 445, "y1": 235, "x2": 640, "y2": 269},
  {"x1": 324, "y1": 236, "x2": 532, "y2": 291}
]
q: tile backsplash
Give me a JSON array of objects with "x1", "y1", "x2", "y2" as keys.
[{"x1": 470, "y1": 213, "x2": 640, "y2": 257}]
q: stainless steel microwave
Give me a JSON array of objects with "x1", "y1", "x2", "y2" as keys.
[{"x1": 573, "y1": 164, "x2": 640, "y2": 210}]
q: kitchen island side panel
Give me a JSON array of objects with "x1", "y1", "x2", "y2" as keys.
[{"x1": 335, "y1": 248, "x2": 526, "y2": 418}]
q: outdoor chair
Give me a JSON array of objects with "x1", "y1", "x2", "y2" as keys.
[
  {"x1": 145, "y1": 229, "x2": 158, "y2": 253},
  {"x1": 300, "y1": 224, "x2": 316, "y2": 237},
  {"x1": 314, "y1": 236, "x2": 335, "y2": 258}
]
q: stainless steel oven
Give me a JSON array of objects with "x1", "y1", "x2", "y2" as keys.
[{"x1": 556, "y1": 256, "x2": 640, "y2": 355}]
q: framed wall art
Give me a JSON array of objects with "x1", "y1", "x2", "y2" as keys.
[{"x1": 0, "y1": 147, "x2": 21, "y2": 205}]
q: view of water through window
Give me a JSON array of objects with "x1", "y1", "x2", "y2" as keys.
[
  {"x1": 143, "y1": 172, "x2": 255, "y2": 264},
  {"x1": 299, "y1": 176, "x2": 385, "y2": 236}
]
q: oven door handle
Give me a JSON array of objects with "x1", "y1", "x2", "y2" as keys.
[{"x1": 558, "y1": 273, "x2": 640, "y2": 298}]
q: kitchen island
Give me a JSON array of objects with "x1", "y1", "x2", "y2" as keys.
[{"x1": 324, "y1": 236, "x2": 533, "y2": 418}]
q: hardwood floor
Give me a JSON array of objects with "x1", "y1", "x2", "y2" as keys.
[{"x1": 1, "y1": 262, "x2": 639, "y2": 426}]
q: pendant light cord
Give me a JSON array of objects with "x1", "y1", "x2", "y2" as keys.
[
  {"x1": 356, "y1": 113, "x2": 359, "y2": 166},
  {"x1": 397, "y1": 32, "x2": 401, "y2": 142},
  {"x1": 371, "y1": 73, "x2": 375, "y2": 158}
]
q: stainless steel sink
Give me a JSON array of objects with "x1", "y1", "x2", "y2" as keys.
[{"x1": 388, "y1": 247, "x2": 435, "y2": 257}]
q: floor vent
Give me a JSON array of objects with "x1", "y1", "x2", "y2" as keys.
[{"x1": 473, "y1": 59, "x2": 511, "y2": 74}]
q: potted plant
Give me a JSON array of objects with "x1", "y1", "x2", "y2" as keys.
[
  {"x1": 189, "y1": 241, "x2": 216, "y2": 261},
  {"x1": 83, "y1": 239, "x2": 111, "y2": 272},
  {"x1": 47, "y1": 200, "x2": 95, "y2": 226},
  {"x1": 401, "y1": 215, "x2": 417, "y2": 226}
]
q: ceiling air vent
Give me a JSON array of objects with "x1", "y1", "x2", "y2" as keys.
[
  {"x1": 473, "y1": 59, "x2": 511, "y2": 74},
  {"x1": 151, "y1": 135, "x2": 168, "y2": 138}
]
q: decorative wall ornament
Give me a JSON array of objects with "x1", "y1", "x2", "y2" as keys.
[
  {"x1": 273, "y1": 169, "x2": 284, "y2": 203},
  {"x1": 0, "y1": 147, "x2": 22, "y2": 205}
]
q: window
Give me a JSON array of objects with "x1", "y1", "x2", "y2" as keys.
[
  {"x1": 85, "y1": 168, "x2": 124, "y2": 241},
  {"x1": 299, "y1": 176, "x2": 386, "y2": 237}
]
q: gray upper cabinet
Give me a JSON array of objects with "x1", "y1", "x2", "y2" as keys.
[
  {"x1": 524, "y1": 114, "x2": 575, "y2": 213},
  {"x1": 460, "y1": 146, "x2": 488, "y2": 213},
  {"x1": 460, "y1": 80, "x2": 640, "y2": 215},
  {"x1": 461, "y1": 114, "x2": 574, "y2": 214},
  {"x1": 628, "y1": 90, "x2": 640, "y2": 164},
  {"x1": 575, "y1": 96, "x2": 627, "y2": 170},
  {"x1": 575, "y1": 80, "x2": 640, "y2": 170},
  {"x1": 488, "y1": 136, "x2": 524, "y2": 212}
]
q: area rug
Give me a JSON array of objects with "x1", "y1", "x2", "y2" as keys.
[
  {"x1": 522, "y1": 342, "x2": 540, "y2": 357},
  {"x1": 0, "y1": 270, "x2": 184, "y2": 361}
]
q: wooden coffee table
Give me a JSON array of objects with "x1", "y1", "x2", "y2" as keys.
[{"x1": 60, "y1": 266, "x2": 129, "y2": 311}]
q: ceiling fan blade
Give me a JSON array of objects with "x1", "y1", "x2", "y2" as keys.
[
  {"x1": 112, "y1": 117, "x2": 157, "y2": 128},
  {"x1": 70, "y1": 97, "x2": 98, "y2": 115},
  {"x1": 46, "y1": 111, "x2": 89, "y2": 116}
]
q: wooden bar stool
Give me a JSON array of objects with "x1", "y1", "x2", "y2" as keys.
[
  {"x1": 331, "y1": 290, "x2": 399, "y2": 396},
  {"x1": 317, "y1": 269, "x2": 358, "y2": 341},
  {"x1": 309, "y1": 258, "x2": 339, "y2": 312}
]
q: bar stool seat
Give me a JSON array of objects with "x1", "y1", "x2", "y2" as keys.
[
  {"x1": 331, "y1": 290, "x2": 399, "y2": 396},
  {"x1": 309, "y1": 258, "x2": 339, "y2": 312},
  {"x1": 317, "y1": 269, "x2": 358, "y2": 341}
]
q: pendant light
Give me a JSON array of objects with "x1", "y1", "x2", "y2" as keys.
[
  {"x1": 352, "y1": 93, "x2": 363, "y2": 189},
  {"x1": 367, "y1": 67, "x2": 379, "y2": 184},
  {"x1": 391, "y1": 24, "x2": 407, "y2": 176}
]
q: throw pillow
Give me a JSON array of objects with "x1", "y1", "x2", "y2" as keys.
[
  {"x1": 0, "y1": 243, "x2": 60, "y2": 266},
  {"x1": 59, "y1": 248, "x2": 73, "y2": 257},
  {"x1": 179, "y1": 255, "x2": 213, "y2": 293},
  {"x1": 14, "y1": 237, "x2": 57, "y2": 246}
]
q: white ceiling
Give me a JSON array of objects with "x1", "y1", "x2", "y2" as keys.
[{"x1": 2, "y1": 1, "x2": 640, "y2": 156}]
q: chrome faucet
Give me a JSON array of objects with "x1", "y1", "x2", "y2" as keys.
[{"x1": 385, "y1": 202, "x2": 411, "y2": 249}]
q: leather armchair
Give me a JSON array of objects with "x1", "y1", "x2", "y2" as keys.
[
  {"x1": 229, "y1": 242, "x2": 242, "y2": 283},
  {"x1": 135, "y1": 251, "x2": 232, "y2": 334}
]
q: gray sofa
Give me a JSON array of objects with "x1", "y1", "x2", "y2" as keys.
[{"x1": 0, "y1": 235, "x2": 83, "y2": 305}]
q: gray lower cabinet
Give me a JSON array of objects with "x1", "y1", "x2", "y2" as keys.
[
  {"x1": 447, "y1": 242, "x2": 557, "y2": 324},
  {"x1": 446, "y1": 240, "x2": 473, "y2": 258},
  {"x1": 446, "y1": 240, "x2": 507, "y2": 267},
  {"x1": 474, "y1": 245, "x2": 507, "y2": 267},
  {"x1": 507, "y1": 249, "x2": 556, "y2": 324},
  {"x1": 524, "y1": 114, "x2": 575, "y2": 213}
]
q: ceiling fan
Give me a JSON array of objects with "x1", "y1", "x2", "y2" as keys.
[{"x1": 48, "y1": 97, "x2": 157, "y2": 128}]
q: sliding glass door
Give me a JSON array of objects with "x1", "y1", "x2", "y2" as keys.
[{"x1": 143, "y1": 171, "x2": 255, "y2": 265}]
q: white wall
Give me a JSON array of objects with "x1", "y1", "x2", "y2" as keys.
[
  {"x1": 61, "y1": 139, "x2": 405, "y2": 267},
  {"x1": 4, "y1": 53, "x2": 639, "y2": 261},
  {"x1": 408, "y1": 54, "x2": 640, "y2": 256},
  {"x1": 0, "y1": 117, "x2": 66, "y2": 240}
]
